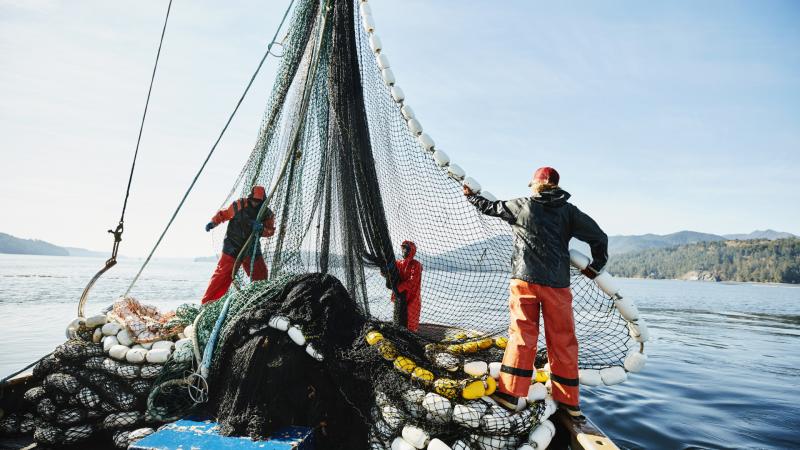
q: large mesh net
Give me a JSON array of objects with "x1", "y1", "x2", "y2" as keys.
[{"x1": 212, "y1": 0, "x2": 633, "y2": 369}]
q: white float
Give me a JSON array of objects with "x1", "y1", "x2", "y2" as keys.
[
  {"x1": 102, "y1": 336, "x2": 119, "y2": 352},
  {"x1": 85, "y1": 315, "x2": 107, "y2": 328},
  {"x1": 391, "y1": 437, "x2": 416, "y2": 450},
  {"x1": 102, "y1": 322, "x2": 122, "y2": 336},
  {"x1": 305, "y1": 344, "x2": 324, "y2": 362},
  {"x1": 452, "y1": 404, "x2": 481, "y2": 429},
  {"x1": 541, "y1": 396, "x2": 557, "y2": 420},
  {"x1": 268, "y1": 315, "x2": 290, "y2": 331},
  {"x1": 447, "y1": 164, "x2": 465, "y2": 181},
  {"x1": 287, "y1": 326, "x2": 306, "y2": 346},
  {"x1": 594, "y1": 271, "x2": 621, "y2": 298},
  {"x1": 381, "y1": 405, "x2": 404, "y2": 430},
  {"x1": 125, "y1": 348, "x2": 148, "y2": 364},
  {"x1": 359, "y1": 2, "x2": 372, "y2": 18},
  {"x1": 401, "y1": 105, "x2": 415, "y2": 120},
  {"x1": 624, "y1": 350, "x2": 647, "y2": 373},
  {"x1": 407, "y1": 118, "x2": 423, "y2": 135},
  {"x1": 528, "y1": 419, "x2": 556, "y2": 449},
  {"x1": 418, "y1": 133, "x2": 435, "y2": 152},
  {"x1": 421, "y1": 392, "x2": 452, "y2": 423},
  {"x1": 462, "y1": 177, "x2": 481, "y2": 194},
  {"x1": 92, "y1": 328, "x2": 103, "y2": 343},
  {"x1": 481, "y1": 411, "x2": 512, "y2": 434},
  {"x1": 578, "y1": 368, "x2": 602, "y2": 386},
  {"x1": 463, "y1": 361, "x2": 488, "y2": 377},
  {"x1": 391, "y1": 85, "x2": 405, "y2": 103},
  {"x1": 183, "y1": 324, "x2": 195, "y2": 340},
  {"x1": 451, "y1": 440, "x2": 469, "y2": 450},
  {"x1": 427, "y1": 438, "x2": 451, "y2": 450},
  {"x1": 175, "y1": 338, "x2": 192, "y2": 351},
  {"x1": 471, "y1": 434, "x2": 511, "y2": 450},
  {"x1": 117, "y1": 329, "x2": 134, "y2": 347},
  {"x1": 403, "y1": 389, "x2": 426, "y2": 418},
  {"x1": 527, "y1": 382, "x2": 547, "y2": 402},
  {"x1": 568, "y1": 249, "x2": 590, "y2": 270},
  {"x1": 145, "y1": 348, "x2": 170, "y2": 364},
  {"x1": 627, "y1": 320, "x2": 650, "y2": 343},
  {"x1": 362, "y1": 14, "x2": 376, "y2": 34},
  {"x1": 369, "y1": 34, "x2": 382, "y2": 53},
  {"x1": 151, "y1": 340, "x2": 174, "y2": 351},
  {"x1": 614, "y1": 297, "x2": 640, "y2": 321},
  {"x1": 488, "y1": 362, "x2": 501, "y2": 379},
  {"x1": 381, "y1": 68, "x2": 396, "y2": 86},
  {"x1": 600, "y1": 366, "x2": 628, "y2": 385},
  {"x1": 376, "y1": 53, "x2": 390, "y2": 70},
  {"x1": 109, "y1": 345, "x2": 130, "y2": 361},
  {"x1": 401, "y1": 425, "x2": 430, "y2": 449}
]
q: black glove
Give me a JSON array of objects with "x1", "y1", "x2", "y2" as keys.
[
  {"x1": 581, "y1": 265, "x2": 601, "y2": 279},
  {"x1": 205, "y1": 222, "x2": 216, "y2": 232}
]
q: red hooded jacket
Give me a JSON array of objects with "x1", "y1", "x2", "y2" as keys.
[{"x1": 393, "y1": 240, "x2": 422, "y2": 331}]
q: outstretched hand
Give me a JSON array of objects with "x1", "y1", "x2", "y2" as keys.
[
  {"x1": 462, "y1": 185, "x2": 474, "y2": 196},
  {"x1": 205, "y1": 222, "x2": 216, "y2": 232}
]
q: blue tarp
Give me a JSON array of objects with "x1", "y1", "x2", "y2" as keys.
[{"x1": 130, "y1": 419, "x2": 314, "y2": 450}]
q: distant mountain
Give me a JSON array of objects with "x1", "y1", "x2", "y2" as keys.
[
  {"x1": 607, "y1": 230, "x2": 727, "y2": 255},
  {"x1": 0, "y1": 232, "x2": 68, "y2": 256},
  {"x1": 722, "y1": 229, "x2": 797, "y2": 241},
  {"x1": 64, "y1": 247, "x2": 109, "y2": 257}
]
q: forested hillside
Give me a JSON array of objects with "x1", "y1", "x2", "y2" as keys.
[{"x1": 607, "y1": 238, "x2": 800, "y2": 284}]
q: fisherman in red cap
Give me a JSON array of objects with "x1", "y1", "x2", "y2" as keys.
[
  {"x1": 463, "y1": 167, "x2": 608, "y2": 418},
  {"x1": 393, "y1": 240, "x2": 423, "y2": 332},
  {"x1": 201, "y1": 185, "x2": 276, "y2": 305}
]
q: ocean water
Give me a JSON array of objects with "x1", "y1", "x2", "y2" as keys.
[{"x1": 1, "y1": 254, "x2": 799, "y2": 449}]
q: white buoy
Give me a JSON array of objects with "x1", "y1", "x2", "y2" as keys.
[
  {"x1": 175, "y1": 338, "x2": 192, "y2": 351},
  {"x1": 102, "y1": 335, "x2": 119, "y2": 353},
  {"x1": 145, "y1": 348, "x2": 170, "y2": 364},
  {"x1": 391, "y1": 437, "x2": 416, "y2": 450},
  {"x1": 92, "y1": 328, "x2": 103, "y2": 343},
  {"x1": 109, "y1": 345, "x2": 130, "y2": 361},
  {"x1": 452, "y1": 404, "x2": 481, "y2": 429},
  {"x1": 401, "y1": 104, "x2": 415, "y2": 120},
  {"x1": 381, "y1": 405, "x2": 404, "y2": 430},
  {"x1": 268, "y1": 315, "x2": 290, "y2": 331},
  {"x1": 578, "y1": 369, "x2": 602, "y2": 386},
  {"x1": 624, "y1": 350, "x2": 647, "y2": 373},
  {"x1": 369, "y1": 34, "x2": 382, "y2": 53},
  {"x1": 463, "y1": 360, "x2": 488, "y2": 377},
  {"x1": 151, "y1": 340, "x2": 174, "y2": 351},
  {"x1": 125, "y1": 348, "x2": 147, "y2": 364},
  {"x1": 542, "y1": 396, "x2": 557, "y2": 420},
  {"x1": 432, "y1": 150, "x2": 450, "y2": 167},
  {"x1": 488, "y1": 362, "x2": 501, "y2": 379},
  {"x1": 362, "y1": 14, "x2": 376, "y2": 33},
  {"x1": 462, "y1": 177, "x2": 481, "y2": 194},
  {"x1": 527, "y1": 382, "x2": 547, "y2": 402},
  {"x1": 183, "y1": 324, "x2": 195, "y2": 340},
  {"x1": 140, "y1": 342, "x2": 153, "y2": 350},
  {"x1": 102, "y1": 322, "x2": 122, "y2": 336},
  {"x1": 401, "y1": 425, "x2": 430, "y2": 449},
  {"x1": 627, "y1": 320, "x2": 650, "y2": 343},
  {"x1": 287, "y1": 326, "x2": 306, "y2": 346},
  {"x1": 451, "y1": 440, "x2": 469, "y2": 450},
  {"x1": 306, "y1": 344, "x2": 324, "y2": 362},
  {"x1": 116, "y1": 329, "x2": 134, "y2": 347},
  {"x1": 600, "y1": 366, "x2": 628, "y2": 385},
  {"x1": 480, "y1": 191, "x2": 497, "y2": 202},
  {"x1": 391, "y1": 85, "x2": 405, "y2": 103},
  {"x1": 614, "y1": 297, "x2": 640, "y2": 321},
  {"x1": 359, "y1": 2, "x2": 372, "y2": 18},
  {"x1": 402, "y1": 388, "x2": 426, "y2": 418},
  {"x1": 381, "y1": 68, "x2": 396, "y2": 86},
  {"x1": 407, "y1": 118, "x2": 423, "y2": 135},
  {"x1": 421, "y1": 392, "x2": 452, "y2": 423},
  {"x1": 85, "y1": 314, "x2": 107, "y2": 328},
  {"x1": 447, "y1": 163, "x2": 465, "y2": 181},
  {"x1": 418, "y1": 133, "x2": 435, "y2": 152},
  {"x1": 376, "y1": 53, "x2": 390, "y2": 70},
  {"x1": 427, "y1": 438, "x2": 451, "y2": 450},
  {"x1": 594, "y1": 271, "x2": 621, "y2": 298},
  {"x1": 481, "y1": 411, "x2": 512, "y2": 434},
  {"x1": 568, "y1": 249, "x2": 590, "y2": 270},
  {"x1": 528, "y1": 419, "x2": 556, "y2": 449},
  {"x1": 471, "y1": 434, "x2": 511, "y2": 450}
]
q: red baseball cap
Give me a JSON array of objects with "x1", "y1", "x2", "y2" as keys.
[{"x1": 530, "y1": 167, "x2": 560, "y2": 185}]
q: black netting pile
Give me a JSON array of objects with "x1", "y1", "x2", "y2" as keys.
[
  {"x1": 212, "y1": 0, "x2": 633, "y2": 370},
  {"x1": 0, "y1": 333, "x2": 168, "y2": 447}
]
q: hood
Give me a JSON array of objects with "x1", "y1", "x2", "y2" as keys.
[
  {"x1": 250, "y1": 185, "x2": 266, "y2": 200},
  {"x1": 401, "y1": 240, "x2": 417, "y2": 259},
  {"x1": 532, "y1": 188, "x2": 571, "y2": 206}
]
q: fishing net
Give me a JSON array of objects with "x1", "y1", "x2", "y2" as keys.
[{"x1": 211, "y1": 0, "x2": 634, "y2": 372}]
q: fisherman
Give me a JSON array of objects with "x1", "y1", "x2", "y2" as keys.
[
  {"x1": 463, "y1": 167, "x2": 608, "y2": 418},
  {"x1": 392, "y1": 240, "x2": 423, "y2": 332},
  {"x1": 201, "y1": 185, "x2": 276, "y2": 305}
]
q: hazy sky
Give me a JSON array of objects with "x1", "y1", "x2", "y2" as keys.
[{"x1": 1, "y1": 0, "x2": 798, "y2": 257}]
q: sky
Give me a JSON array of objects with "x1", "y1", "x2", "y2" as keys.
[{"x1": 1, "y1": 0, "x2": 798, "y2": 257}]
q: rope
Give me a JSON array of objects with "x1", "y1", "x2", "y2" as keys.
[
  {"x1": 76, "y1": 0, "x2": 172, "y2": 318},
  {"x1": 0, "y1": 353, "x2": 51, "y2": 386},
  {"x1": 124, "y1": 0, "x2": 298, "y2": 297}
]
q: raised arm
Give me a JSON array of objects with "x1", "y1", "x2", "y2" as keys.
[
  {"x1": 570, "y1": 205, "x2": 608, "y2": 273},
  {"x1": 464, "y1": 186, "x2": 517, "y2": 224}
]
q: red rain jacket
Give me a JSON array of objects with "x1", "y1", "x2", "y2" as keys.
[{"x1": 393, "y1": 240, "x2": 423, "y2": 331}]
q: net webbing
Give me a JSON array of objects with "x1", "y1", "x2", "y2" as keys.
[{"x1": 211, "y1": 0, "x2": 632, "y2": 370}]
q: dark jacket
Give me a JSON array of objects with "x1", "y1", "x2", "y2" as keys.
[
  {"x1": 211, "y1": 186, "x2": 275, "y2": 257},
  {"x1": 468, "y1": 188, "x2": 607, "y2": 288}
]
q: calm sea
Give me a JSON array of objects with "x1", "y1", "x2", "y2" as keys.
[{"x1": 1, "y1": 254, "x2": 799, "y2": 449}]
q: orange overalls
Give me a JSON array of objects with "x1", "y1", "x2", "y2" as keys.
[{"x1": 499, "y1": 279, "x2": 580, "y2": 408}]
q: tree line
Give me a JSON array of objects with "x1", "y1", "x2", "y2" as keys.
[{"x1": 607, "y1": 238, "x2": 800, "y2": 284}]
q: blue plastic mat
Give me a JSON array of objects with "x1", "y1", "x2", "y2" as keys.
[{"x1": 130, "y1": 419, "x2": 314, "y2": 450}]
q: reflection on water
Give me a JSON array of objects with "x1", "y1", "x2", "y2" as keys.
[{"x1": 1, "y1": 256, "x2": 799, "y2": 448}]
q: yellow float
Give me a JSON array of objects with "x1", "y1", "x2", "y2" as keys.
[
  {"x1": 366, "y1": 330, "x2": 384, "y2": 346},
  {"x1": 433, "y1": 378, "x2": 460, "y2": 399},
  {"x1": 494, "y1": 337, "x2": 508, "y2": 349},
  {"x1": 378, "y1": 341, "x2": 398, "y2": 361},
  {"x1": 535, "y1": 370, "x2": 549, "y2": 383},
  {"x1": 411, "y1": 367, "x2": 434, "y2": 383},
  {"x1": 394, "y1": 356, "x2": 416, "y2": 374}
]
